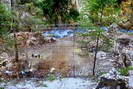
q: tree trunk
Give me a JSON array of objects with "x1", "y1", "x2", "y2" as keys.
[
  {"x1": 92, "y1": 36, "x2": 99, "y2": 75},
  {"x1": 11, "y1": 0, "x2": 19, "y2": 62},
  {"x1": 14, "y1": 33, "x2": 19, "y2": 62},
  {"x1": 92, "y1": 0, "x2": 103, "y2": 75}
]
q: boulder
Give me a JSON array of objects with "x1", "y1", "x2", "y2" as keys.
[
  {"x1": 0, "y1": 52, "x2": 9, "y2": 60},
  {"x1": 97, "y1": 51, "x2": 107, "y2": 59},
  {"x1": 117, "y1": 34, "x2": 133, "y2": 46},
  {"x1": 112, "y1": 51, "x2": 132, "y2": 68},
  {"x1": 96, "y1": 68, "x2": 128, "y2": 89},
  {"x1": 121, "y1": 53, "x2": 132, "y2": 67}
]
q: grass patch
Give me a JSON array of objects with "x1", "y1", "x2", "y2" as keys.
[
  {"x1": 118, "y1": 66, "x2": 133, "y2": 76},
  {"x1": 47, "y1": 74, "x2": 57, "y2": 81},
  {"x1": 0, "y1": 78, "x2": 7, "y2": 83},
  {"x1": 0, "y1": 88, "x2": 4, "y2": 89}
]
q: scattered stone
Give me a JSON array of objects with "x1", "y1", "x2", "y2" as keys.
[
  {"x1": 0, "y1": 52, "x2": 9, "y2": 60},
  {"x1": 10, "y1": 32, "x2": 57, "y2": 47},
  {"x1": 31, "y1": 53, "x2": 41, "y2": 58}
]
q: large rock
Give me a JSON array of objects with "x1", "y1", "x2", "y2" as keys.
[
  {"x1": 0, "y1": 52, "x2": 9, "y2": 60},
  {"x1": 112, "y1": 51, "x2": 132, "y2": 69},
  {"x1": 117, "y1": 34, "x2": 133, "y2": 46},
  {"x1": 112, "y1": 34, "x2": 133, "y2": 68},
  {"x1": 96, "y1": 68, "x2": 128, "y2": 89}
]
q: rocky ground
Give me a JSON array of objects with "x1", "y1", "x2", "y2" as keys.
[
  {"x1": 0, "y1": 31, "x2": 114, "y2": 89},
  {"x1": 0, "y1": 78, "x2": 96, "y2": 89},
  {"x1": 1, "y1": 29, "x2": 133, "y2": 89}
]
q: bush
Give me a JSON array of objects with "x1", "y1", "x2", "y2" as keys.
[{"x1": 80, "y1": 0, "x2": 120, "y2": 26}]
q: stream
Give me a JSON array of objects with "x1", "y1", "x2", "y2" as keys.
[{"x1": 43, "y1": 27, "x2": 133, "y2": 39}]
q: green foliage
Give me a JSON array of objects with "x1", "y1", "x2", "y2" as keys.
[
  {"x1": 19, "y1": 0, "x2": 33, "y2": 4},
  {"x1": 118, "y1": 66, "x2": 133, "y2": 76},
  {"x1": 33, "y1": 0, "x2": 79, "y2": 24},
  {"x1": 25, "y1": 3, "x2": 44, "y2": 17},
  {"x1": 10, "y1": 6, "x2": 45, "y2": 32},
  {"x1": 97, "y1": 72, "x2": 106, "y2": 76},
  {"x1": 66, "y1": 8, "x2": 80, "y2": 21},
  {"x1": 95, "y1": 72, "x2": 107, "y2": 80},
  {"x1": 100, "y1": 34, "x2": 113, "y2": 51},
  {"x1": 79, "y1": 0, "x2": 120, "y2": 26},
  {"x1": 78, "y1": 27, "x2": 113, "y2": 52},
  {"x1": 47, "y1": 74, "x2": 57, "y2": 81},
  {"x1": 0, "y1": 79, "x2": 4, "y2": 82},
  {"x1": 0, "y1": 88, "x2": 4, "y2": 89},
  {"x1": 0, "y1": 3, "x2": 16, "y2": 53},
  {"x1": 0, "y1": 4, "x2": 12, "y2": 38}
]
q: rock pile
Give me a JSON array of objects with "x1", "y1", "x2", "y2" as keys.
[
  {"x1": 112, "y1": 34, "x2": 133, "y2": 68},
  {"x1": 0, "y1": 56, "x2": 32, "y2": 79},
  {"x1": 11, "y1": 32, "x2": 56, "y2": 47}
]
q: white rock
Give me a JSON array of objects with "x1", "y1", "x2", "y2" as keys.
[
  {"x1": 50, "y1": 68, "x2": 56, "y2": 73},
  {"x1": 5, "y1": 71, "x2": 12, "y2": 74},
  {"x1": 0, "y1": 52, "x2": 9, "y2": 60},
  {"x1": 97, "y1": 51, "x2": 107, "y2": 59}
]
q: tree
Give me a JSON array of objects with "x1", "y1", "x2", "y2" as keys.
[
  {"x1": 80, "y1": 0, "x2": 119, "y2": 26},
  {"x1": 0, "y1": 4, "x2": 12, "y2": 38},
  {"x1": 0, "y1": 3, "x2": 13, "y2": 49},
  {"x1": 33, "y1": 0, "x2": 79, "y2": 25},
  {"x1": 78, "y1": 0, "x2": 117, "y2": 75},
  {"x1": 10, "y1": 0, "x2": 19, "y2": 62},
  {"x1": 78, "y1": 27, "x2": 113, "y2": 75}
]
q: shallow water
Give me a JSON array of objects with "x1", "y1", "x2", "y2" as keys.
[{"x1": 43, "y1": 29, "x2": 74, "y2": 38}]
